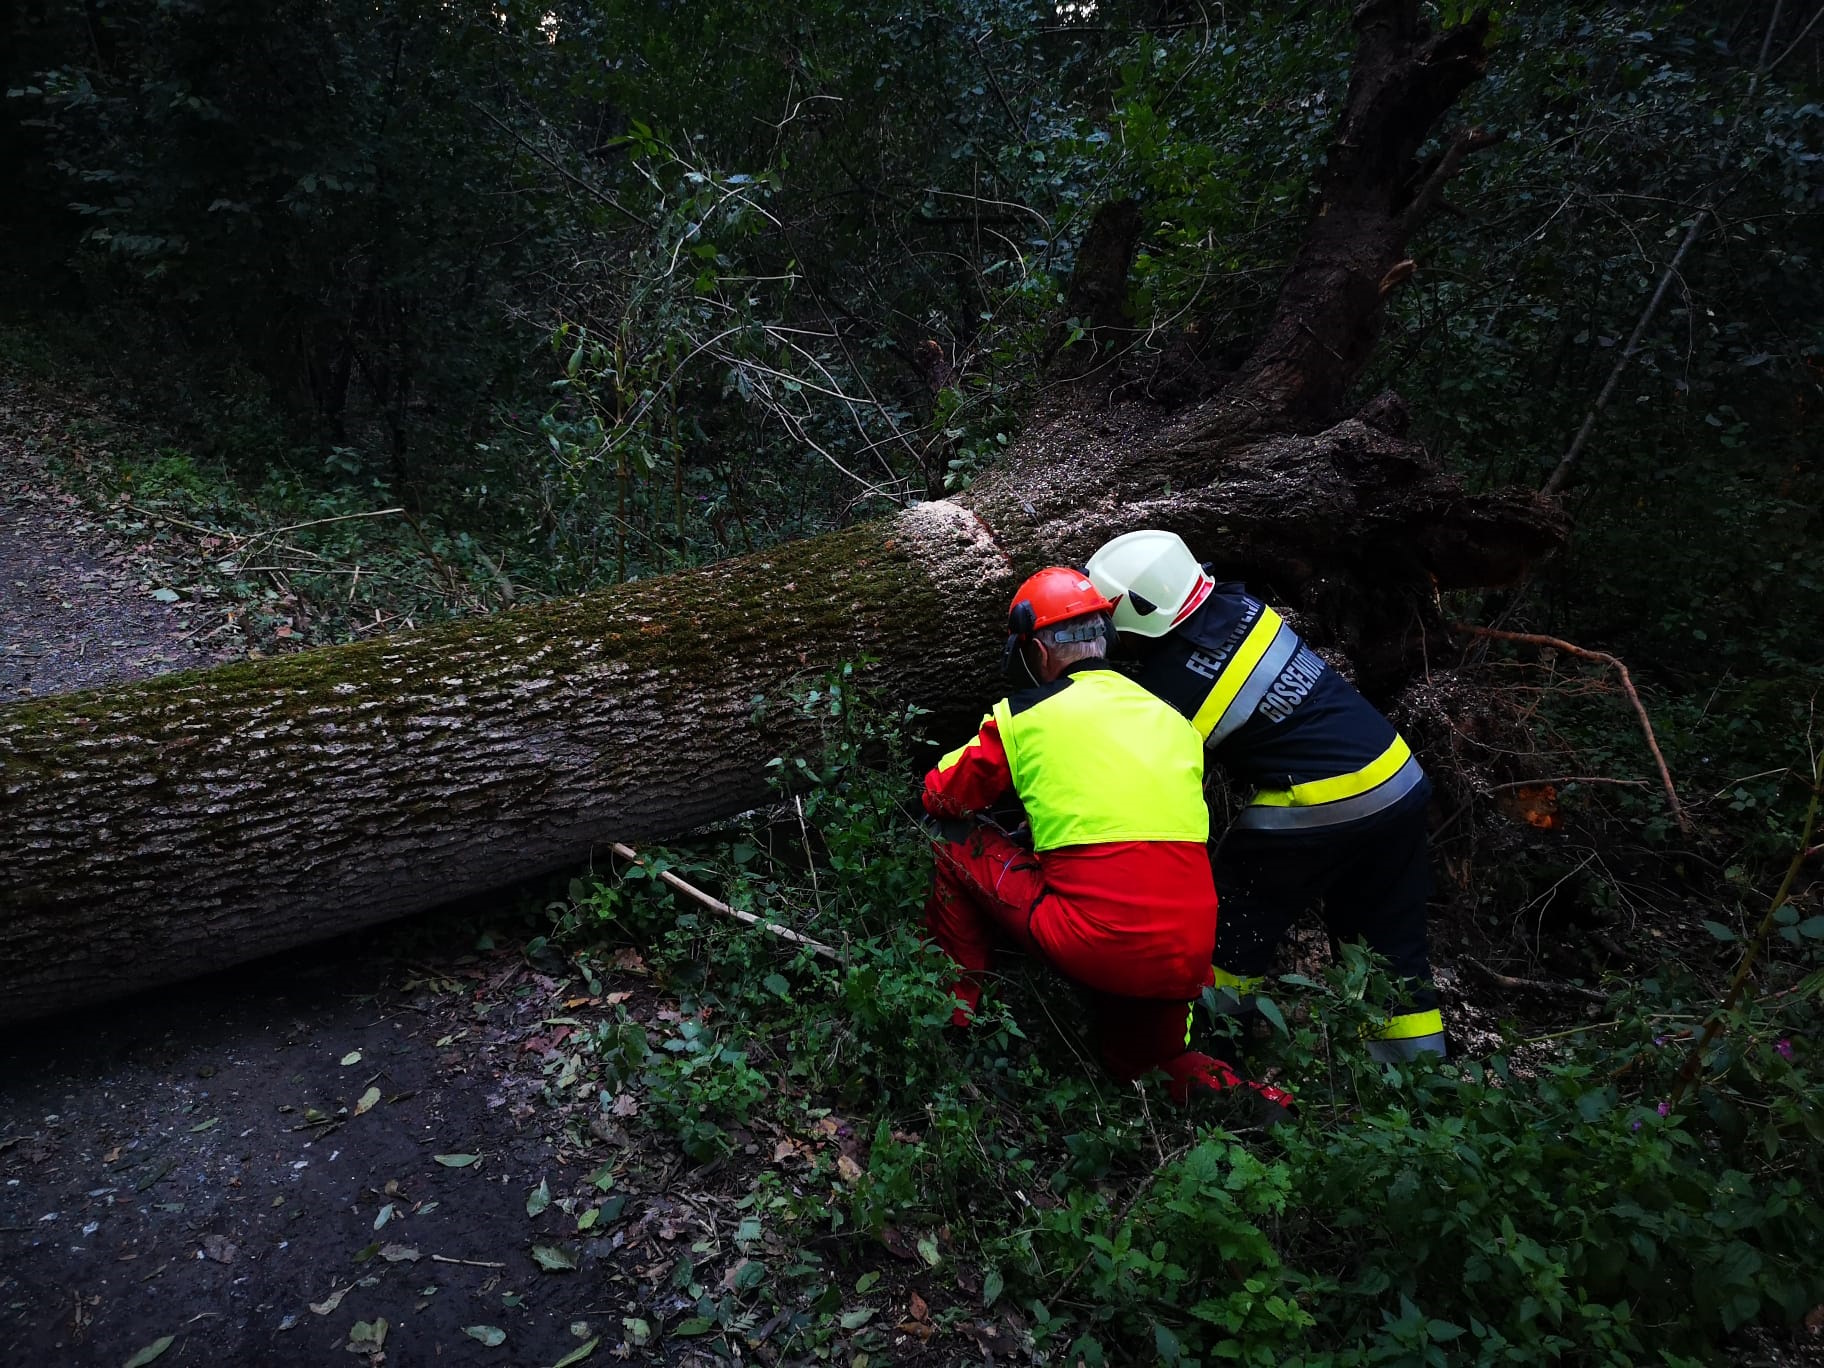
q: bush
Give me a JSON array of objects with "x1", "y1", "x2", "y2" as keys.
[{"x1": 545, "y1": 677, "x2": 1824, "y2": 1363}]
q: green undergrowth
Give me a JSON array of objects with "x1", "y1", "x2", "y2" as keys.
[
  {"x1": 537, "y1": 672, "x2": 1824, "y2": 1365},
  {"x1": 0, "y1": 336, "x2": 508, "y2": 647}
]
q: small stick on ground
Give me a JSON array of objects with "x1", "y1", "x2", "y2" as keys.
[
  {"x1": 1454, "y1": 624, "x2": 1693, "y2": 835},
  {"x1": 1459, "y1": 955, "x2": 1609, "y2": 1004},
  {"x1": 1485, "y1": 777, "x2": 1648, "y2": 791},
  {"x1": 429, "y1": 1254, "x2": 508, "y2": 1269},
  {"x1": 609, "y1": 842, "x2": 838, "y2": 961}
]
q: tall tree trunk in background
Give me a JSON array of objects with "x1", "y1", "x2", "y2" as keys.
[{"x1": 0, "y1": 2, "x2": 1566, "y2": 1023}]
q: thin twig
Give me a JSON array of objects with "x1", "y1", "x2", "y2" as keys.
[
  {"x1": 1452, "y1": 624, "x2": 1692, "y2": 834},
  {"x1": 1542, "y1": 207, "x2": 1713, "y2": 496},
  {"x1": 1523, "y1": 1021, "x2": 1621, "y2": 1045},
  {"x1": 1669, "y1": 751, "x2": 1823, "y2": 1107},
  {"x1": 466, "y1": 99, "x2": 645, "y2": 228},
  {"x1": 1459, "y1": 955, "x2": 1609, "y2": 1004},
  {"x1": 609, "y1": 842, "x2": 837, "y2": 961},
  {"x1": 1771, "y1": 3, "x2": 1824, "y2": 73},
  {"x1": 264, "y1": 507, "x2": 405, "y2": 536},
  {"x1": 1485, "y1": 777, "x2": 1649, "y2": 791},
  {"x1": 123, "y1": 505, "x2": 230, "y2": 539},
  {"x1": 1543, "y1": 0, "x2": 1787, "y2": 496},
  {"x1": 429, "y1": 1254, "x2": 508, "y2": 1269},
  {"x1": 792, "y1": 795, "x2": 825, "y2": 924}
]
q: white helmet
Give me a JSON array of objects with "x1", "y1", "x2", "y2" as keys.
[{"x1": 1085, "y1": 529, "x2": 1214, "y2": 638}]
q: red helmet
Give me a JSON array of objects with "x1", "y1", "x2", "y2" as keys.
[{"x1": 1006, "y1": 566, "x2": 1116, "y2": 638}]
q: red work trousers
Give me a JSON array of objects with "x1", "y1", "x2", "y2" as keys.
[{"x1": 924, "y1": 826, "x2": 1217, "y2": 1085}]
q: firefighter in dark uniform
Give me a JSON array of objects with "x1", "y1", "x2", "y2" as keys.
[{"x1": 1085, "y1": 530, "x2": 1445, "y2": 1061}]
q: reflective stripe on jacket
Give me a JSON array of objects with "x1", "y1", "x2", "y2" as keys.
[{"x1": 1138, "y1": 588, "x2": 1427, "y2": 832}]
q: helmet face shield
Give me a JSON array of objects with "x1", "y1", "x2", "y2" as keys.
[{"x1": 1085, "y1": 530, "x2": 1213, "y2": 638}]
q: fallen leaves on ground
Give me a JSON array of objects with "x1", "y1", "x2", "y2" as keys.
[
  {"x1": 531, "y1": 1243, "x2": 579, "y2": 1272},
  {"x1": 346, "y1": 1317, "x2": 388, "y2": 1356},
  {"x1": 898, "y1": 1289, "x2": 935, "y2": 1341},
  {"x1": 122, "y1": 1336, "x2": 174, "y2": 1367},
  {"x1": 308, "y1": 1285, "x2": 353, "y2": 1315},
  {"x1": 549, "y1": 1337, "x2": 599, "y2": 1367}
]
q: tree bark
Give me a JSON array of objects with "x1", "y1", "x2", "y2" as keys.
[{"x1": 0, "y1": 2, "x2": 1565, "y2": 1022}]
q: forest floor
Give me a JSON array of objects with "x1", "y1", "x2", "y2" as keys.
[
  {"x1": 0, "y1": 919, "x2": 731, "y2": 1368},
  {"x1": 0, "y1": 380, "x2": 228, "y2": 697}
]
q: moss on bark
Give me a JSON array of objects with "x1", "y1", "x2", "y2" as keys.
[{"x1": 0, "y1": 512, "x2": 1015, "y2": 1022}]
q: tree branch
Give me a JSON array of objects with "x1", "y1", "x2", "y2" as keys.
[
  {"x1": 1400, "y1": 126, "x2": 1505, "y2": 237},
  {"x1": 609, "y1": 842, "x2": 838, "y2": 961},
  {"x1": 1460, "y1": 955, "x2": 1610, "y2": 1004},
  {"x1": 1452, "y1": 624, "x2": 1692, "y2": 834},
  {"x1": 1231, "y1": 2, "x2": 1497, "y2": 423},
  {"x1": 1542, "y1": 0, "x2": 1787, "y2": 496}
]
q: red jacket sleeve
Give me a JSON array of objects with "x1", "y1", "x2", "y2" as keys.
[{"x1": 922, "y1": 713, "x2": 1013, "y2": 818}]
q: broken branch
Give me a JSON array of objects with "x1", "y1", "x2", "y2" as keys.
[
  {"x1": 1459, "y1": 955, "x2": 1609, "y2": 1004},
  {"x1": 1453, "y1": 624, "x2": 1692, "y2": 834},
  {"x1": 609, "y1": 842, "x2": 839, "y2": 961},
  {"x1": 1485, "y1": 777, "x2": 1649, "y2": 791}
]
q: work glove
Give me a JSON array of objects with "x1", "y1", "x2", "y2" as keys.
[
  {"x1": 918, "y1": 812, "x2": 976, "y2": 844},
  {"x1": 978, "y1": 797, "x2": 1034, "y2": 849}
]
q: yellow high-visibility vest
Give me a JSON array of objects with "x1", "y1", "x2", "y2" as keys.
[{"x1": 992, "y1": 665, "x2": 1209, "y2": 852}]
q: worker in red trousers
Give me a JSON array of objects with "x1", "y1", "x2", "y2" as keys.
[{"x1": 920, "y1": 565, "x2": 1293, "y2": 1115}]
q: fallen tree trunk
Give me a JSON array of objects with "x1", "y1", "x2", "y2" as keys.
[{"x1": 0, "y1": 1, "x2": 1565, "y2": 1022}]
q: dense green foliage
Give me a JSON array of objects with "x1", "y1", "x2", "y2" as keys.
[
  {"x1": 538, "y1": 683, "x2": 1824, "y2": 1363},
  {"x1": 6, "y1": 3, "x2": 1818, "y2": 629}
]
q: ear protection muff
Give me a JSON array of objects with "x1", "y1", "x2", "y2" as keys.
[{"x1": 1001, "y1": 599, "x2": 1038, "y2": 680}]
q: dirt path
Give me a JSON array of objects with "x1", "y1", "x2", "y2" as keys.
[
  {"x1": 0, "y1": 377, "x2": 230, "y2": 697},
  {"x1": 0, "y1": 934, "x2": 658, "y2": 1367}
]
